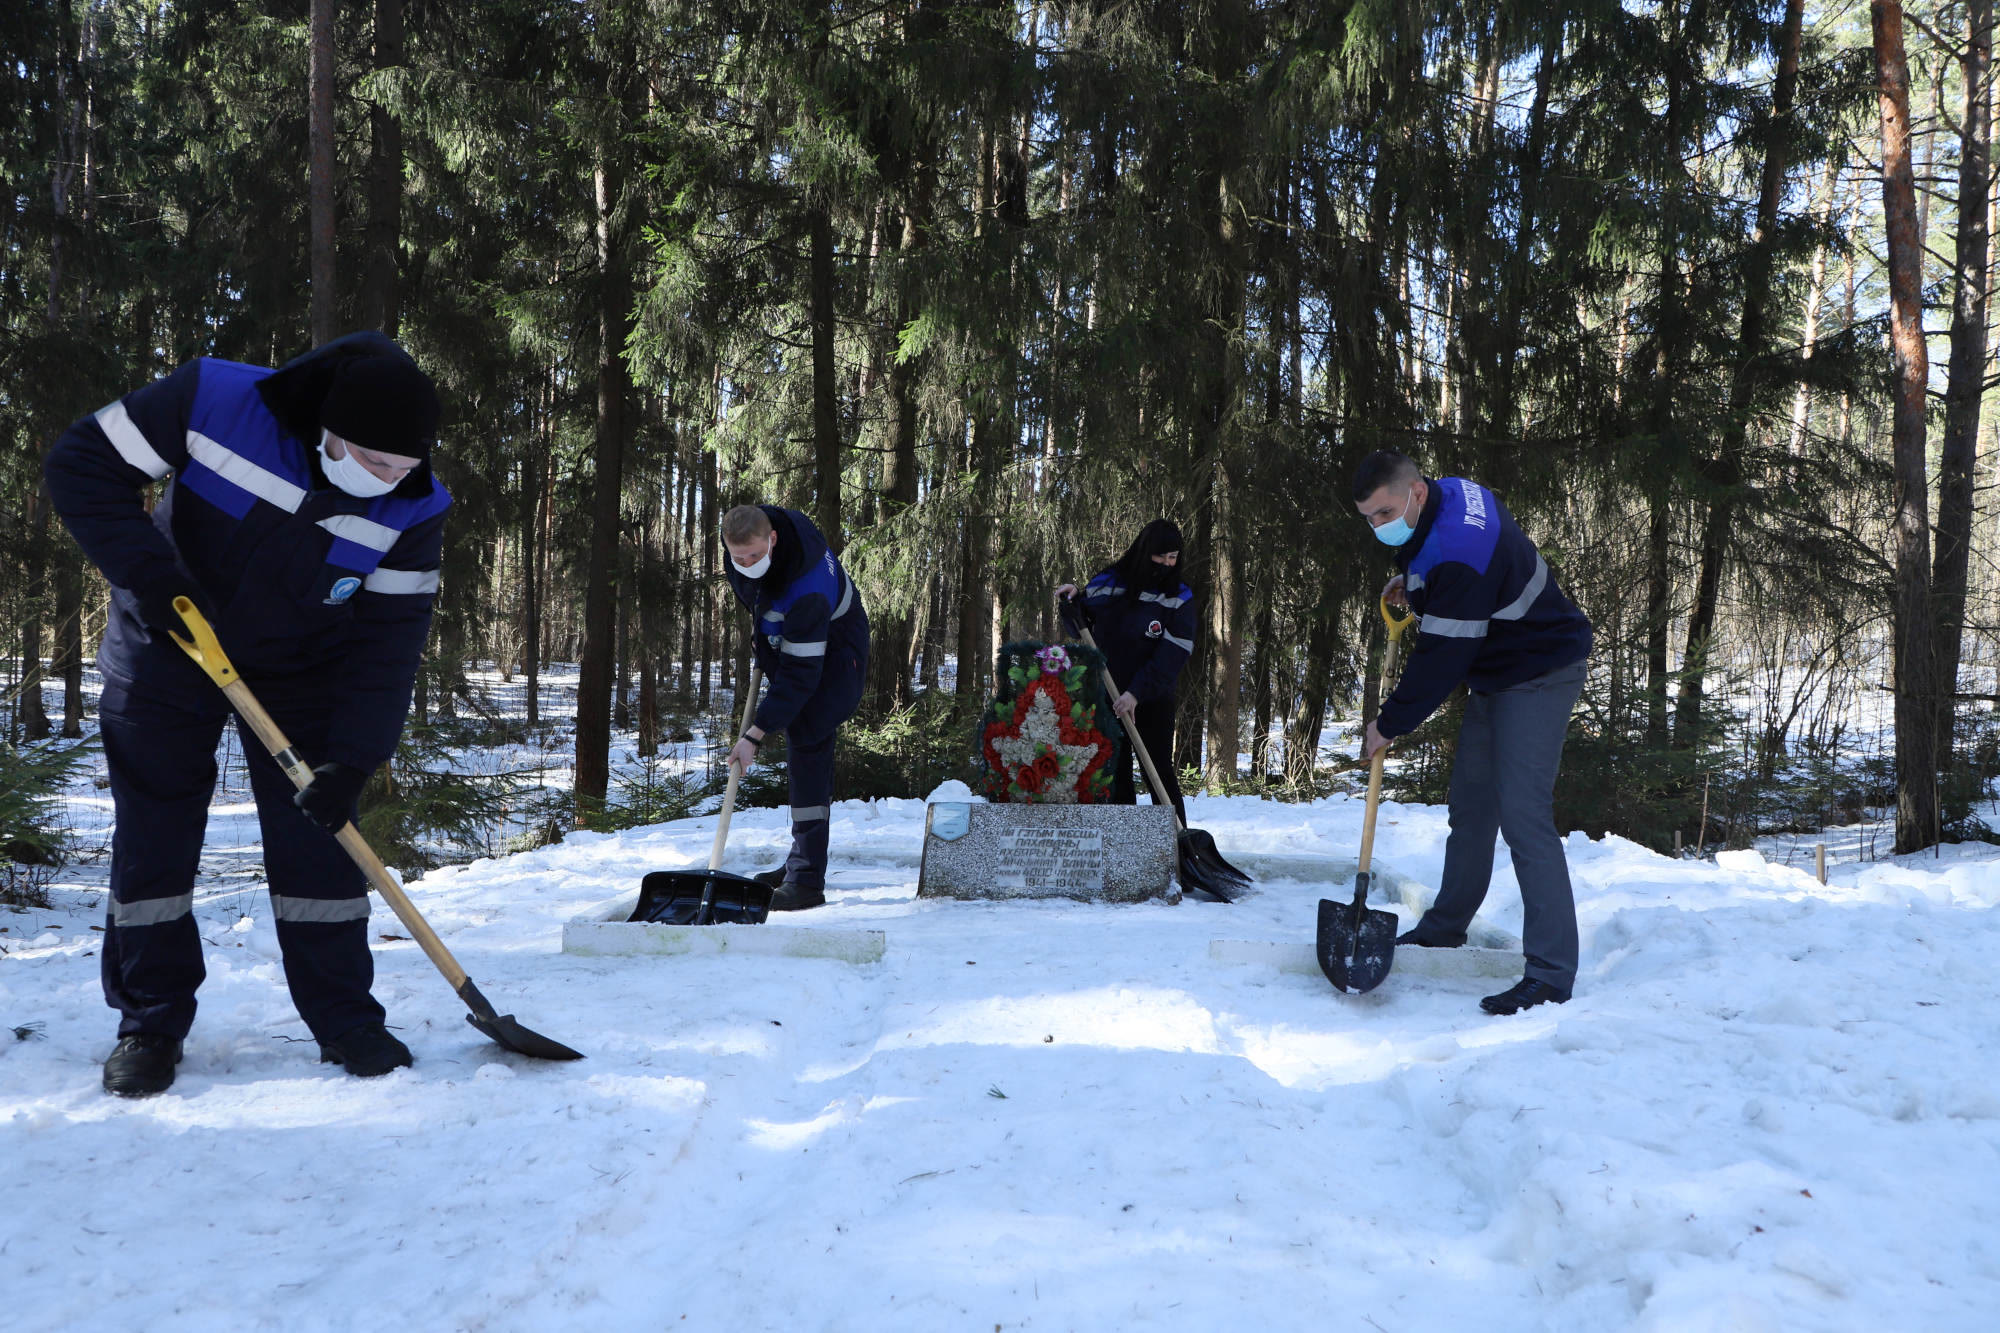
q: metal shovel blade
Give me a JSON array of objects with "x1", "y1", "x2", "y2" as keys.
[
  {"x1": 629, "y1": 869, "x2": 773, "y2": 926},
  {"x1": 1317, "y1": 877, "x2": 1398, "y2": 994},
  {"x1": 455, "y1": 978, "x2": 585, "y2": 1061}
]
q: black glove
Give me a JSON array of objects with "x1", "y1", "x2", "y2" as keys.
[
  {"x1": 1058, "y1": 594, "x2": 1092, "y2": 637},
  {"x1": 294, "y1": 762, "x2": 368, "y2": 833},
  {"x1": 132, "y1": 569, "x2": 211, "y2": 639}
]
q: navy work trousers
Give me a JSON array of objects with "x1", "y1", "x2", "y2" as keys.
[
  {"x1": 1410, "y1": 658, "x2": 1588, "y2": 992},
  {"x1": 775, "y1": 638, "x2": 867, "y2": 890},
  {"x1": 98, "y1": 671, "x2": 380, "y2": 1043},
  {"x1": 1109, "y1": 698, "x2": 1187, "y2": 827}
]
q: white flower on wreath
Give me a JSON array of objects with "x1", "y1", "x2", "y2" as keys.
[{"x1": 993, "y1": 689, "x2": 1099, "y2": 804}]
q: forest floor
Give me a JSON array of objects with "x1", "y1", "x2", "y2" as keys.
[{"x1": 2, "y1": 669, "x2": 1996, "y2": 1330}]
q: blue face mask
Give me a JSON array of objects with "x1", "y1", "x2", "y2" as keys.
[{"x1": 1372, "y1": 487, "x2": 1419, "y2": 547}]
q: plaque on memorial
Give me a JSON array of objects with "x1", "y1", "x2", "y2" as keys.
[{"x1": 918, "y1": 802, "x2": 1176, "y2": 904}]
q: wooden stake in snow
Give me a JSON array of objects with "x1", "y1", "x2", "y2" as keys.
[{"x1": 1816, "y1": 843, "x2": 1828, "y2": 884}]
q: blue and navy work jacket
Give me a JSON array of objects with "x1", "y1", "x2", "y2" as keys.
[
  {"x1": 43, "y1": 355, "x2": 450, "y2": 772},
  {"x1": 1083, "y1": 568, "x2": 1197, "y2": 704},
  {"x1": 724, "y1": 507, "x2": 867, "y2": 739},
  {"x1": 1379, "y1": 476, "x2": 1593, "y2": 739}
]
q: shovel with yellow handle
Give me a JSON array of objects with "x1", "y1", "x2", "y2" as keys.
[
  {"x1": 170, "y1": 597, "x2": 583, "y2": 1061},
  {"x1": 1317, "y1": 595, "x2": 1417, "y2": 995}
]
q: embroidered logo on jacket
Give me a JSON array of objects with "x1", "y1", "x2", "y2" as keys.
[
  {"x1": 324, "y1": 576, "x2": 362, "y2": 605},
  {"x1": 1146, "y1": 619, "x2": 1164, "y2": 638}
]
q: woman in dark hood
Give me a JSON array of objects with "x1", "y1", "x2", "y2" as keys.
[{"x1": 1055, "y1": 519, "x2": 1196, "y2": 823}]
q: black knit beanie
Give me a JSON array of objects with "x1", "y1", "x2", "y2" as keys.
[{"x1": 318, "y1": 353, "x2": 441, "y2": 460}]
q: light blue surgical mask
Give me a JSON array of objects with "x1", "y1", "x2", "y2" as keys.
[{"x1": 1372, "y1": 487, "x2": 1419, "y2": 547}]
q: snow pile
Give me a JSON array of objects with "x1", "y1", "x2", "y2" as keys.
[{"x1": 3, "y1": 792, "x2": 1997, "y2": 1330}]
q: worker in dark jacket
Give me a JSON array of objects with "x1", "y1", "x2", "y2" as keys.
[
  {"x1": 721, "y1": 504, "x2": 870, "y2": 911},
  {"x1": 1055, "y1": 519, "x2": 1196, "y2": 825},
  {"x1": 44, "y1": 332, "x2": 449, "y2": 1096},
  {"x1": 1354, "y1": 450, "x2": 1593, "y2": 1016}
]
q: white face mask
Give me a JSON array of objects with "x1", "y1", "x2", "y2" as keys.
[
  {"x1": 736, "y1": 548, "x2": 773, "y2": 580},
  {"x1": 320, "y1": 431, "x2": 402, "y2": 499}
]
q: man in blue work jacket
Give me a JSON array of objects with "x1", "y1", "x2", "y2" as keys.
[
  {"x1": 45, "y1": 332, "x2": 450, "y2": 1095},
  {"x1": 1354, "y1": 450, "x2": 1593, "y2": 1015},
  {"x1": 720, "y1": 504, "x2": 870, "y2": 911}
]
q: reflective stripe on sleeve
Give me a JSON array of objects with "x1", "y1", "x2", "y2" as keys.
[
  {"x1": 1161, "y1": 630, "x2": 1195, "y2": 653},
  {"x1": 186, "y1": 432, "x2": 306, "y2": 512},
  {"x1": 778, "y1": 638, "x2": 828, "y2": 657},
  {"x1": 95, "y1": 401, "x2": 174, "y2": 479},
  {"x1": 1420, "y1": 615, "x2": 1489, "y2": 639},
  {"x1": 109, "y1": 893, "x2": 193, "y2": 927},
  {"x1": 362, "y1": 567, "x2": 441, "y2": 595},
  {"x1": 1137, "y1": 590, "x2": 1187, "y2": 608},
  {"x1": 830, "y1": 578, "x2": 854, "y2": 619},
  {"x1": 271, "y1": 895, "x2": 371, "y2": 924},
  {"x1": 1492, "y1": 555, "x2": 1550, "y2": 621},
  {"x1": 317, "y1": 514, "x2": 401, "y2": 552}
]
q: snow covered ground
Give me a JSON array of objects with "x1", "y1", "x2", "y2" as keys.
[{"x1": 6, "y1": 772, "x2": 1999, "y2": 1331}]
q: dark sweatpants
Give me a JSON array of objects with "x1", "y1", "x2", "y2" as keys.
[
  {"x1": 1110, "y1": 698, "x2": 1187, "y2": 827},
  {"x1": 99, "y1": 672, "x2": 380, "y2": 1044},
  {"x1": 1409, "y1": 658, "x2": 1588, "y2": 992}
]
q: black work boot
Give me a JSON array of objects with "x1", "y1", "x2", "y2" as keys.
[
  {"x1": 103, "y1": 1033, "x2": 184, "y2": 1098},
  {"x1": 767, "y1": 881, "x2": 826, "y2": 911},
  {"x1": 1396, "y1": 929, "x2": 1460, "y2": 948},
  {"x1": 319, "y1": 1023, "x2": 414, "y2": 1077},
  {"x1": 1480, "y1": 978, "x2": 1571, "y2": 1016},
  {"x1": 752, "y1": 866, "x2": 789, "y2": 889}
]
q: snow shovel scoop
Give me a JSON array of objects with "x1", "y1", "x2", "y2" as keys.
[
  {"x1": 1318, "y1": 597, "x2": 1415, "y2": 995},
  {"x1": 169, "y1": 599, "x2": 584, "y2": 1062},
  {"x1": 1074, "y1": 623, "x2": 1250, "y2": 900},
  {"x1": 627, "y1": 667, "x2": 774, "y2": 926}
]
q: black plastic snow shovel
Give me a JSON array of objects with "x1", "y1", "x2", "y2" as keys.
[
  {"x1": 1318, "y1": 598, "x2": 1415, "y2": 995},
  {"x1": 627, "y1": 666, "x2": 774, "y2": 926},
  {"x1": 169, "y1": 599, "x2": 583, "y2": 1061},
  {"x1": 1074, "y1": 624, "x2": 1250, "y2": 900}
]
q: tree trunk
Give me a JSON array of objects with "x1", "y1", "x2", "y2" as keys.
[
  {"x1": 1788, "y1": 155, "x2": 1844, "y2": 454},
  {"x1": 637, "y1": 490, "x2": 658, "y2": 757},
  {"x1": 1285, "y1": 606, "x2": 1340, "y2": 786},
  {"x1": 1874, "y1": 0, "x2": 1941, "y2": 851},
  {"x1": 955, "y1": 418, "x2": 994, "y2": 699},
  {"x1": 810, "y1": 200, "x2": 842, "y2": 553},
  {"x1": 309, "y1": 0, "x2": 337, "y2": 344},
  {"x1": 574, "y1": 86, "x2": 632, "y2": 818},
  {"x1": 1933, "y1": 0, "x2": 1994, "y2": 772},
  {"x1": 1675, "y1": 0, "x2": 1806, "y2": 746},
  {"x1": 1250, "y1": 596, "x2": 1274, "y2": 779},
  {"x1": 700, "y1": 433, "x2": 717, "y2": 710},
  {"x1": 522, "y1": 446, "x2": 543, "y2": 728},
  {"x1": 360, "y1": 0, "x2": 403, "y2": 335},
  {"x1": 1201, "y1": 168, "x2": 1247, "y2": 787}
]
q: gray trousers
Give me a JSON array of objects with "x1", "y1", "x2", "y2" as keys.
[{"x1": 1412, "y1": 658, "x2": 1587, "y2": 991}]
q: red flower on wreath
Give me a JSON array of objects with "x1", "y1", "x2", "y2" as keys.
[{"x1": 981, "y1": 674, "x2": 1116, "y2": 803}]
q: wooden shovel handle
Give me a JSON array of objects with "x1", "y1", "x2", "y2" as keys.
[
  {"x1": 170, "y1": 597, "x2": 473, "y2": 991},
  {"x1": 708, "y1": 666, "x2": 763, "y2": 871},
  {"x1": 1357, "y1": 596, "x2": 1417, "y2": 877},
  {"x1": 1073, "y1": 622, "x2": 1186, "y2": 833}
]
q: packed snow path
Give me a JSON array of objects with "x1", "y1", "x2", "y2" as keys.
[{"x1": 4, "y1": 792, "x2": 1998, "y2": 1330}]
